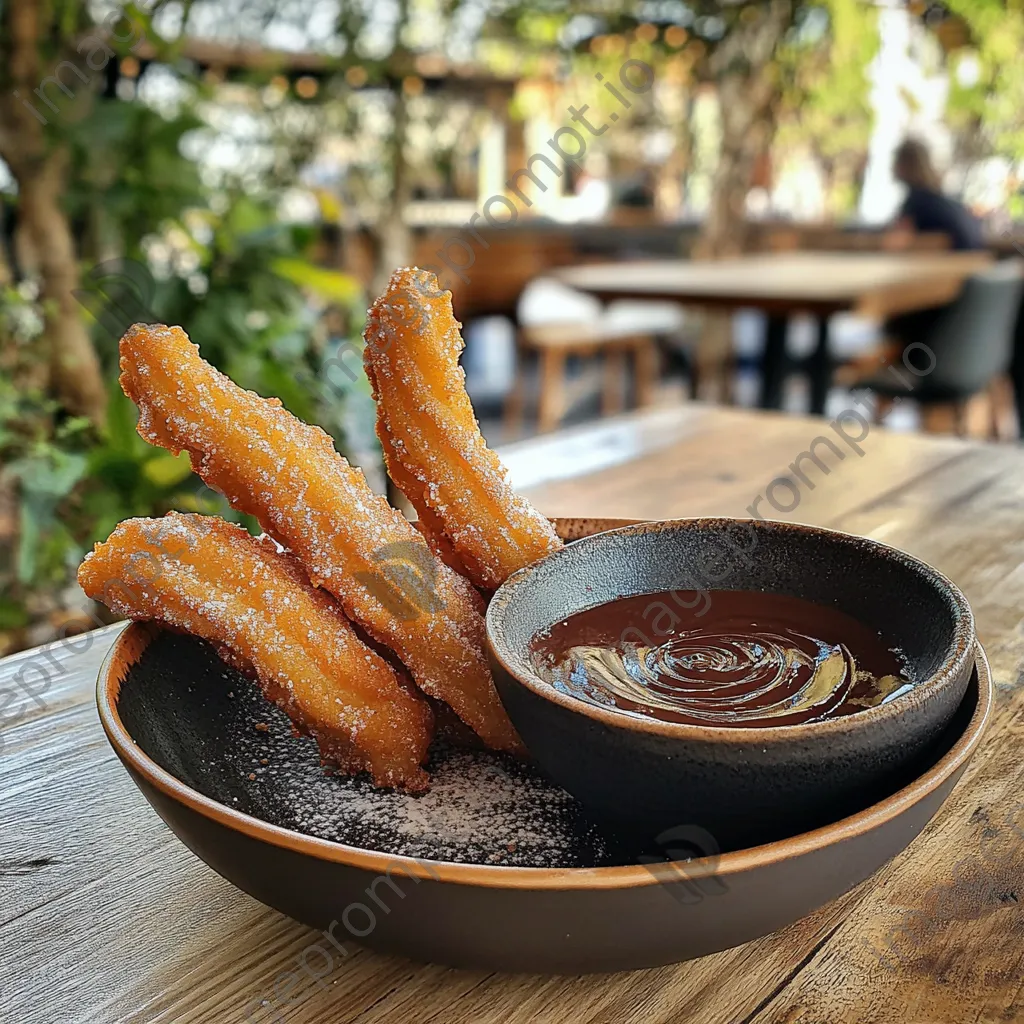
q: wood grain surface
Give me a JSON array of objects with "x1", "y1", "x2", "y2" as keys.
[
  {"x1": 2, "y1": 404, "x2": 1022, "y2": 1024},
  {"x1": 554, "y1": 252, "x2": 994, "y2": 316}
]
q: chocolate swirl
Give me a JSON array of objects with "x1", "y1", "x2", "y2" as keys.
[{"x1": 530, "y1": 590, "x2": 911, "y2": 728}]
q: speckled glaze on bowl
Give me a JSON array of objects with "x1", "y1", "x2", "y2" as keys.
[{"x1": 487, "y1": 518, "x2": 976, "y2": 851}]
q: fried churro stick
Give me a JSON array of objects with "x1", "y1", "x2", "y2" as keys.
[
  {"x1": 364, "y1": 268, "x2": 562, "y2": 591},
  {"x1": 79, "y1": 514, "x2": 434, "y2": 791},
  {"x1": 119, "y1": 325, "x2": 522, "y2": 754}
]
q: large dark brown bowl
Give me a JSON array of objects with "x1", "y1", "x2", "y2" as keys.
[
  {"x1": 487, "y1": 518, "x2": 976, "y2": 851},
  {"x1": 97, "y1": 520, "x2": 990, "y2": 974}
]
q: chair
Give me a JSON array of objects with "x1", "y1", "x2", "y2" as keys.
[{"x1": 852, "y1": 261, "x2": 1023, "y2": 438}]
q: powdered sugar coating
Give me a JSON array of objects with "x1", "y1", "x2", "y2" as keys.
[
  {"x1": 118, "y1": 324, "x2": 521, "y2": 754},
  {"x1": 364, "y1": 268, "x2": 563, "y2": 590},
  {"x1": 79, "y1": 513, "x2": 434, "y2": 790}
]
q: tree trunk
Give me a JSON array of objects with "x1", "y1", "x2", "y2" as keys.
[
  {"x1": 695, "y1": 0, "x2": 794, "y2": 259},
  {"x1": 20, "y1": 150, "x2": 108, "y2": 424},
  {"x1": 373, "y1": 84, "x2": 414, "y2": 296},
  {"x1": 690, "y1": 1, "x2": 793, "y2": 403},
  {"x1": 0, "y1": 0, "x2": 108, "y2": 427}
]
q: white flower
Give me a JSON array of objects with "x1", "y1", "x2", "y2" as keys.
[{"x1": 174, "y1": 249, "x2": 201, "y2": 275}]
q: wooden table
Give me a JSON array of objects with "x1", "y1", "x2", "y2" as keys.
[
  {"x1": 556, "y1": 252, "x2": 993, "y2": 415},
  {"x1": 4, "y1": 404, "x2": 1023, "y2": 1024}
]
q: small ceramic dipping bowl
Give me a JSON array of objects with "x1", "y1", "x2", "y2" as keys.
[{"x1": 486, "y1": 518, "x2": 976, "y2": 852}]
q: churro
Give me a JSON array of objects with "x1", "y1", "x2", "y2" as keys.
[
  {"x1": 365, "y1": 268, "x2": 563, "y2": 591},
  {"x1": 79, "y1": 514, "x2": 434, "y2": 790},
  {"x1": 118, "y1": 324, "x2": 522, "y2": 754}
]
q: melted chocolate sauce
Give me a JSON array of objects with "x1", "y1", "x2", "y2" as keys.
[{"x1": 529, "y1": 590, "x2": 912, "y2": 727}]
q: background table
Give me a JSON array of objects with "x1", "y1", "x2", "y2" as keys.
[
  {"x1": 3, "y1": 405, "x2": 1023, "y2": 1023},
  {"x1": 556, "y1": 252, "x2": 993, "y2": 414}
]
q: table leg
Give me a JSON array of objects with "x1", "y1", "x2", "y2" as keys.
[
  {"x1": 602, "y1": 347, "x2": 627, "y2": 417},
  {"x1": 985, "y1": 376, "x2": 1016, "y2": 441},
  {"x1": 538, "y1": 348, "x2": 567, "y2": 433},
  {"x1": 1011, "y1": 310, "x2": 1024, "y2": 439},
  {"x1": 808, "y1": 315, "x2": 833, "y2": 416},
  {"x1": 758, "y1": 315, "x2": 788, "y2": 409},
  {"x1": 633, "y1": 337, "x2": 659, "y2": 409},
  {"x1": 502, "y1": 343, "x2": 528, "y2": 439}
]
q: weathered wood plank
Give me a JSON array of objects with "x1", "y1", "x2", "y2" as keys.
[
  {"x1": 747, "y1": 435, "x2": 1024, "y2": 1024},
  {"x1": 520, "y1": 405, "x2": 969, "y2": 528},
  {"x1": 2, "y1": 406, "x2": 1022, "y2": 1024},
  {"x1": 0, "y1": 623, "x2": 123, "y2": 745}
]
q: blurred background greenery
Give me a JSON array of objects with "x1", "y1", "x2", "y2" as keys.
[{"x1": 1, "y1": 0, "x2": 1023, "y2": 652}]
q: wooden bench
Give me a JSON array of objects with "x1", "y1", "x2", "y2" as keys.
[{"x1": 503, "y1": 322, "x2": 659, "y2": 434}]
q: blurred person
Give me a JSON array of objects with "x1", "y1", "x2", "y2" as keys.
[
  {"x1": 884, "y1": 139, "x2": 984, "y2": 363},
  {"x1": 889, "y1": 138, "x2": 984, "y2": 251},
  {"x1": 838, "y1": 140, "x2": 988, "y2": 389}
]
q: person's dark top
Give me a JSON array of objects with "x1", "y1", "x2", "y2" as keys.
[{"x1": 900, "y1": 186, "x2": 984, "y2": 250}]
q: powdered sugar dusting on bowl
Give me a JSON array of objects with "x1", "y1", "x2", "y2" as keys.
[{"x1": 117, "y1": 631, "x2": 616, "y2": 868}]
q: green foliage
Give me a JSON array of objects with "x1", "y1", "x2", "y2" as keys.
[
  {"x1": 782, "y1": 0, "x2": 877, "y2": 151},
  {"x1": 2, "y1": 70, "x2": 365, "y2": 638},
  {"x1": 65, "y1": 98, "x2": 206, "y2": 257},
  {"x1": 126, "y1": 196, "x2": 361, "y2": 429},
  {"x1": 774, "y1": 0, "x2": 878, "y2": 213},
  {"x1": 68, "y1": 193, "x2": 366, "y2": 572},
  {"x1": 940, "y1": 0, "x2": 1024, "y2": 163},
  {"x1": 0, "y1": 376, "x2": 90, "y2": 591}
]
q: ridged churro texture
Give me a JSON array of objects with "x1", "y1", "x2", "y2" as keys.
[
  {"x1": 364, "y1": 268, "x2": 563, "y2": 591},
  {"x1": 118, "y1": 324, "x2": 522, "y2": 754},
  {"x1": 79, "y1": 514, "x2": 434, "y2": 790}
]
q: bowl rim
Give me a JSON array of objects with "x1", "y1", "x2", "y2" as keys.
[
  {"x1": 486, "y1": 517, "x2": 977, "y2": 745},
  {"x1": 96, "y1": 621, "x2": 991, "y2": 892}
]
